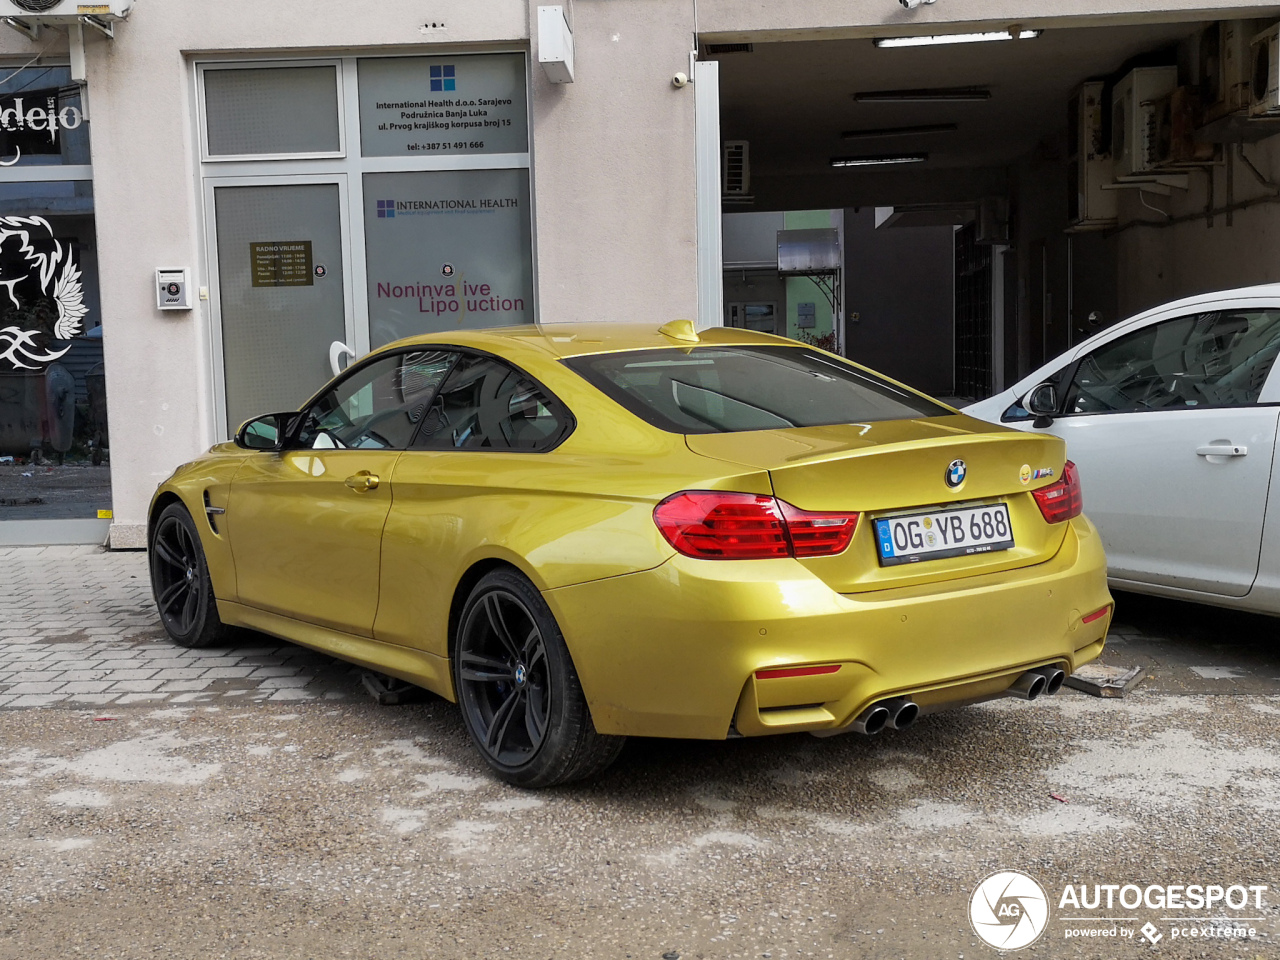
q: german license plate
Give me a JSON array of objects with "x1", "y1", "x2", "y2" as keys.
[{"x1": 874, "y1": 503, "x2": 1014, "y2": 566}]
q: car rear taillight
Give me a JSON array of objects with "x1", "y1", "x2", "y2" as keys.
[
  {"x1": 1032, "y1": 460, "x2": 1083, "y2": 524},
  {"x1": 777, "y1": 501, "x2": 860, "y2": 557},
  {"x1": 654, "y1": 491, "x2": 858, "y2": 560}
]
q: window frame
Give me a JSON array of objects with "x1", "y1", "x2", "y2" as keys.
[
  {"x1": 1002, "y1": 308, "x2": 1280, "y2": 422},
  {"x1": 197, "y1": 60, "x2": 347, "y2": 164}
]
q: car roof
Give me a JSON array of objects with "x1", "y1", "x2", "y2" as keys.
[
  {"x1": 369, "y1": 322, "x2": 796, "y2": 361},
  {"x1": 1121, "y1": 283, "x2": 1280, "y2": 325}
]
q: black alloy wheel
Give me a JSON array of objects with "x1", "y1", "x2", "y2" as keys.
[
  {"x1": 149, "y1": 502, "x2": 230, "y2": 648},
  {"x1": 454, "y1": 569, "x2": 624, "y2": 788}
]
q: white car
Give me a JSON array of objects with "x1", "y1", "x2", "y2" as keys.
[{"x1": 965, "y1": 284, "x2": 1280, "y2": 615}]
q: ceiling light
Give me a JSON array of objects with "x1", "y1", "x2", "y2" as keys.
[
  {"x1": 874, "y1": 29, "x2": 1042, "y2": 48},
  {"x1": 830, "y1": 153, "x2": 929, "y2": 168},
  {"x1": 840, "y1": 123, "x2": 958, "y2": 140},
  {"x1": 854, "y1": 86, "x2": 991, "y2": 102}
]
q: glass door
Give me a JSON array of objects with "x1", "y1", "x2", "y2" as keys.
[{"x1": 207, "y1": 178, "x2": 354, "y2": 434}]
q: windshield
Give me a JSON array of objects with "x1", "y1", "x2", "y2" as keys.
[{"x1": 564, "y1": 345, "x2": 950, "y2": 434}]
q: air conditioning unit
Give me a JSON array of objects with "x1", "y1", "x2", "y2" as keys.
[
  {"x1": 1, "y1": 0, "x2": 132, "y2": 20},
  {"x1": 1152, "y1": 86, "x2": 1217, "y2": 166},
  {"x1": 1112, "y1": 66, "x2": 1178, "y2": 179},
  {"x1": 1067, "y1": 81, "x2": 1117, "y2": 229},
  {"x1": 1250, "y1": 23, "x2": 1280, "y2": 115},
  {"x1": 1199, "y1": 20, "x2": 1253, "y2": 121},
  {"x1": 722, "y1": 140, "x2": 750, "y2": 197}
]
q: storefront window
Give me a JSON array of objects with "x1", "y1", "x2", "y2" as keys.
[
  {"x1": 357, "y1": 55, "x2": 529, "y2": 157},
  {"x1": 0, "y1": 66, "x2": 90, "y2": 168},
  {"x1": 203, "y1": 64, "x2": 342, "y2": 158},
  {"x1": 363, "y1": 168, "x2": 533, "y2": 347},
  {"x1": 0, "y1": 179, "x2": 107, "y2": 522}
]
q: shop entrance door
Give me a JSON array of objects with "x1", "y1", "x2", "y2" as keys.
[{"x1": 208, "y1": 177, "x2": 356, "y2": 435}]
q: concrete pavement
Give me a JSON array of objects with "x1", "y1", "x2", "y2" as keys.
[
  {"x1": 0, "y1": 546, "x2": 362, "y2": 709},
  {"x1": 2, "y1": 546, "x2": 1280, "y2": 958}
]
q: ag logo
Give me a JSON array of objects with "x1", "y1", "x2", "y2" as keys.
[
  {"x1": 945, "y1": 459, "x2": 967, "y2": 488},
  {"x1": 969, "y1": 870, "x2": 1049, "y2": 950}
]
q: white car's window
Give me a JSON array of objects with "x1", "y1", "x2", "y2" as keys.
[
  {"x1": 295, "y1": 350, "x2": 455, "y2": 450},
  {"x1": 1063, "y1": 310, "x2": 1280, "y2": 415}
]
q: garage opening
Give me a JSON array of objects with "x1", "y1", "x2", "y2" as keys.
[{"x1": 709, "y1": 14, "x2": 1280, "y2": 402}]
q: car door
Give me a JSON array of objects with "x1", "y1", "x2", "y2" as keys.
[
  {"x1": 373, "y1": 352, "x2": 575, "y2": 654},
  {"x1": 1019, "y1": 307, "x2": 1280, "y2": 597},
  {"x1": 227, "y1": 348, "x2": 455, "y2": 635}
]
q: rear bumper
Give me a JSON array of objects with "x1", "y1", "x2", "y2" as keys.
[{"x1": 543, "y1": 515, "x2": 1111, "y2": 738}]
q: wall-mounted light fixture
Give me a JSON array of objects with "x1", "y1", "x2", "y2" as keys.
[
  {"x1": 830, "y1": 153, "x2": 929, "y2": 168},
  {"x1": 874, "y1": 28, "x2": 1042, "y2": 48},
  {"x1": 840, "y1": 123, "x2": 958, "y2": 140},
  {"x1": 854, "y1": 86, "x2": 991, "y2": 102}
]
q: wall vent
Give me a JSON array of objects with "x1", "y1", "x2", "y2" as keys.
[{"x1": 722, "y1": 140, "x2": 750, "y2": 196}]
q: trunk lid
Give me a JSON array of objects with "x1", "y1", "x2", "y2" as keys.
[{"x1": 685, "y1": 415, "x2": 1071, "y2": 594}]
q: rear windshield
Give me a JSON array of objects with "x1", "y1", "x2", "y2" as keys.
[{"x1": 564, "y1": 345, "x2": 950, "y2": 434}]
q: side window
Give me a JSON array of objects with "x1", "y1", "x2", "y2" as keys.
[
  {"x1": 295, "y1": 350, "x2": 455, "y2": 450},
  {"x1": 412, "y1": 354, "x2": 568, "y2": 451},
  {"x1": 1063, "y1": 310, "x2": 1280, "y2": 415}
]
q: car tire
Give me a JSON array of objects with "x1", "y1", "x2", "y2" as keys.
[
  {"x1": 453, "y1": 569, "x2": 624, "y2": 788},
  {"x1": 149, "y1": 502, "x2": 232, "y2": 649}
]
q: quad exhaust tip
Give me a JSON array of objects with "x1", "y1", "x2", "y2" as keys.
[
  {"x1": 851, "y1": 697, "x2": 919, "y2": 735},
  {"x1": 884, "y1": 697, "x2": 919, "y2": 731},
  {"x1": 851, "y1": 703, "x2": 891, "y2": 735},
  {"x1": 1006, "y1": 666, "x2": 1067, "y2": 701}
]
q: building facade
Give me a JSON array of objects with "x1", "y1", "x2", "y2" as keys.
[{"x1": 0, "y1": 0, "x2": 1278, "y2": 547}]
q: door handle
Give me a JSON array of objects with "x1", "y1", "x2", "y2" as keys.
[
  {"x1": 329, "y1": 340, "x2": 356, "y2": 377},
  {"x1": 1196, "y1": 444, "x2": 1247, "y2": 458},
  {"x1": 344, "y1": 471, "x2": 380, "y2": 492}
]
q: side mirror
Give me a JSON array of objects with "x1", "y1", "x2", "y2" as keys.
[
  {"x1": 234, "y1": 412, "x2": 292, "y2": 451},
  {"x1": 1024, "y1": 383, "x2": 1058, "y2": 428}
]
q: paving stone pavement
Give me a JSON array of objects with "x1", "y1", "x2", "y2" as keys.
[{"x1": 0, "y1": 545, "x2": 363, "y2": 709}]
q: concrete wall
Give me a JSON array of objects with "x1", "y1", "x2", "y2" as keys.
[
  {"x1": 530, "y1": 0, "x2": 697, "y2": 325},
  {"x1": 843, "y1": 207, "x2": 955, "y2": 395},
  {"x1": 1112, "y1": 138, "x2": 1280, "y2": 317},
  {"x1": 723, "y1": 211, "x2": 784, "y2": 266}
]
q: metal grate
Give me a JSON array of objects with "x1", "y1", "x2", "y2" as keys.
[
  {"x1": 954, "y1": 223, "x2": 993, "y2": 401},
  {"x1": 11, "y1": 0, "x2": 64, "y2": 11},
  {"x1": 722, "y1": 140, "x2": 750, "y2": 195},
  {"x1": 704, "y1": 43, "x2": 754, "y2": 54}
]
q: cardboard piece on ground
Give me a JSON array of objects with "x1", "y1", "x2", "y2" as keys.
[{"x1": 1065, "y1": 663, "x2": 1145, "y2": 698}]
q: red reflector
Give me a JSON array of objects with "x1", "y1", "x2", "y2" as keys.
[
  {"x1": 654, "y1": 491, "x2": 859, "y2": 560},
  {"x1": 1032, "y1": 460, "x2": 1083, "y2": 524},
  {"x1": 756, "y1": 664, "x2": 842, "y2": 680},
  {"x1": 1082, "y1": 605, "x2": 1111, "y2": 624}
]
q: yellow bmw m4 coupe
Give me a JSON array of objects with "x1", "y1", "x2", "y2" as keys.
[{"x1": 148, "y1": 321, "x2": 1111, "y2": 787}]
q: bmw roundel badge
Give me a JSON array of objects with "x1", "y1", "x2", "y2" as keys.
[{"x1": 946, "y1": 459, "x2": 967, "y2": 487}]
